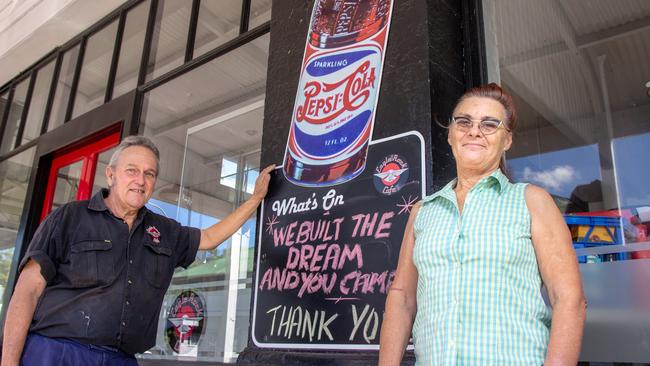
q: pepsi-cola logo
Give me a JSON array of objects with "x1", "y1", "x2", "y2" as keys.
[
  {"x1": 373, "y1": 154, "x2": 409, "y2": 195},
  {"x1": 165, "y1": 290, "x2": 205, "y2": 354},
  {"x1": 293, "y1": 46, "x2": 381, "y2": 135},
  {"x1": 296, "y1": 60, "x2": 376, "y2": 125},
  {"x1": 290, "y1": 45, "x2": 381, "y2": 162}
]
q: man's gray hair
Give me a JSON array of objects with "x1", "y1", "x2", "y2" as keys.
[{"x1": 108, "y1": 136, "x2": 160, "y2": 172}]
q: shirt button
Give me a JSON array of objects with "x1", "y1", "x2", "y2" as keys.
[
  {"x1": 129, "y1": 259, "x2": 133, "y2": 264},
  {"x1": 128, "y1": 279, "x2": 133, "y2": 285},
  {"x1": 126, "y1": 301, "x2": 130, "y2": 306},
  {"x1": 122, "y1": 321, "x2": 126, "y2": 326}
]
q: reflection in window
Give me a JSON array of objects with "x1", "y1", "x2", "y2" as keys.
[
  {"x1": 249, "y1": 0, "x2": 272, "y2": 29},
  {"x1": 0, "y1": 146, "x2": 36, "y2": 311},
  {"x1": 220, "y1": 157, "x2": 238, "y2": 190},
  {"x1": 0, "y1": 91, "x2": 8, "y2": 125},
  {"x1": 22, "y1": 61, "x2": 56, "y2": 144},
  {"x1": 193, "y1": 0, "x2": 241, "y2": 59},
  {"x1": 73, "y1": 20, "x2": 118, "y2": 118},
  {"x1": 509, "y1": 144, "x2": 602, "y2": 213},
  {"x1": 52, "y1": 160, "x2": 83, "y2": 212},
  {"x1": 1, "y1": 78, "x2": 30, "y2": 154},
  {"x1": 147, "y1": 198, "x2": 219, "y2": 234},
  {"x1": 92, "y1": 146, "x2": 117, "y2": 196},
  {"x1": 49, "y1": 44, "x2": 80, "y2": 130},
  {"x1": 145, "y1": 0, "x2": 191, "y2": 82},
  {"x1": 113, "y1": 0, "x2": 149, "y2": 98},
  {"x1": 613, "y1": 132, "x2": 650, "y2": 208},
  {"x1": 245, "y1": 157, "x2": 260, "y2": 195},
  {"x1": 0, "y1": 92, "x2": 8, "y2": 151},
  {"x1": 140, "y1": 33, "x2": 269, "y2": 362}
]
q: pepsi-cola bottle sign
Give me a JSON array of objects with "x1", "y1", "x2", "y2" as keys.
[{"x1": 283, "y1": 0, "x2": 393, "y2": 187}]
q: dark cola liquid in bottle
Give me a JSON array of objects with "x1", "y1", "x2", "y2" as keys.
[
  {"x1": 283, "y1": 0, "x2": 393, "y2": 187},
  {"x1": 310, "y1": 0, "x2": 392, "y2": 49}
]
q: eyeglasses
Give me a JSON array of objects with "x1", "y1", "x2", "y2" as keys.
[{"x1": 450, "y1": 116, "x2": 509, "y2": 135}]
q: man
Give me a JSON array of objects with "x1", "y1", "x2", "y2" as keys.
[{"x1": 1, "y1": 136, "x2": 275, "y2": 365}]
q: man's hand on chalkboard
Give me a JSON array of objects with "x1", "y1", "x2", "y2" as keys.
[{"x1": 252, "y1": 164, "x2": 276, "y2": 202}]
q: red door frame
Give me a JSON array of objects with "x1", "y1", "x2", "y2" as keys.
[{"x1": 41, "y1": 126, "x2": 121, "y2": 221}]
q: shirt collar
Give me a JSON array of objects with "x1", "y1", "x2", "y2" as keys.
[
  {"x1": 490, "y1": 168, "x2": 510, "y2": 192},
  {"x1": 88, "y1": 188, "x2": 149, "y2": 220},
  {"x1": 88, "y1": 188, "x2": 110, "y2": 211},
  {"x1": 421, "y1": 179, "x2": 456, "y2": 204},
  {"x1": 421, "y1": 169, "x2": 510, "y2": 204}
]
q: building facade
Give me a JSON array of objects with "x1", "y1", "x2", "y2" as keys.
[{"x1": 0, "y1": 0, "x2": 648, "y2": 365}]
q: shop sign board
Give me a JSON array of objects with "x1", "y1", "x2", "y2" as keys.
[{"x1": 252, "y1": 132, "x2": 424, "y2": 349}]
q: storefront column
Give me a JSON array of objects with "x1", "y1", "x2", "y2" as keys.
[{"x1": 239, "y1": 0, "x2": 474, "y2": 364}]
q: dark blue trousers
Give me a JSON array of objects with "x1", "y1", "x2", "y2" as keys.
[{"x1": 21, "y1": 333, "x2": 138, "y2": 366}]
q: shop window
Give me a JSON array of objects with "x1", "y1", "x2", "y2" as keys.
[
  {"x1": 0, "y1": 146, "x2": 36, "y2": 311},
  {"x1": 72, "y1": 20, "x2": 119, "y2": 119},
  {"x1": 193, "y1": 0, "x2": 241, "y2": 59},
  {"x1": 139, "y1": 33, "x2": 269, "y2": 363},
  {"x1": 249, "y1": 0, "x2": 271, "y2": 30},
  {"x1": 113, "y1": 0, "x2": 149, "y2": 99},
  {"x1": 0, "y1": 78, "x2": 30, "y2": 154},
  {"x1": 22, "y1": 61, "x2": 56, "y2": 144},
  {"x1": 145, "y1": 0, "x2": 192, "y2": 82},
  {"x1": 49, "y1": 44, "x2": 80, "y2": 131},
  {"x1": 483, "y1": 0, "x2": 650, "y2": 362}
]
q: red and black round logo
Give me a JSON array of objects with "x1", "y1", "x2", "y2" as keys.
[
  {"x1": 165, "y1": 290, "x2": 205, "y2": 354},
  {"x1": 373, "y1": 154, "x2": 409, "y2": 195}
]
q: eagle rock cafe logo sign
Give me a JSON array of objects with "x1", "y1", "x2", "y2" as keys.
[
  {"x1": 165, "y1": 290, "x2": 205, "y2": 355},
  {"x1": 373, "y1": 154, "x2": 409, "y2": 195}
]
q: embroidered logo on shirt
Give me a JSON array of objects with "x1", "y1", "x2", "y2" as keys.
[{"x1": 146, "y1": 226, "x2": 161, "y2": 244}]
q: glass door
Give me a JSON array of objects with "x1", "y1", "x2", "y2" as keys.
[
  {"x1": 41, "y1": 127, "x2": 121, "y2": 221},
  {"x1": 141, "y1": 97, "x2": 264, "y2": 363}
]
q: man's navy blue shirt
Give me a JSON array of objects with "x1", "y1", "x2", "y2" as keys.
[{"x1": 20, "y1": 189, "x2": 201, "y2": 355}]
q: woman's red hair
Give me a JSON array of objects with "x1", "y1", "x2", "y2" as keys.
[{"x1": 455, "y1": 82, "x2": 517, "y2": 131}]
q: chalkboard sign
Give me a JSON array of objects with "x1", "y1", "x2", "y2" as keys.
[{"x1": 252, "y1": 132, "x2": 424, "y2": 349}]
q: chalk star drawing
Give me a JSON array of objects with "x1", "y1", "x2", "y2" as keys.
[
  {"x1": 397, "y1": 195, "x2": 418, "y2": 215},
  {"x1": 265, "y1": 214, "x2": 279, "y2": 234}
]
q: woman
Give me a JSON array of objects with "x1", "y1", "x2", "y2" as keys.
[{"x1": 378, "y1": 84, "x2": 586, "y2": 365}]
